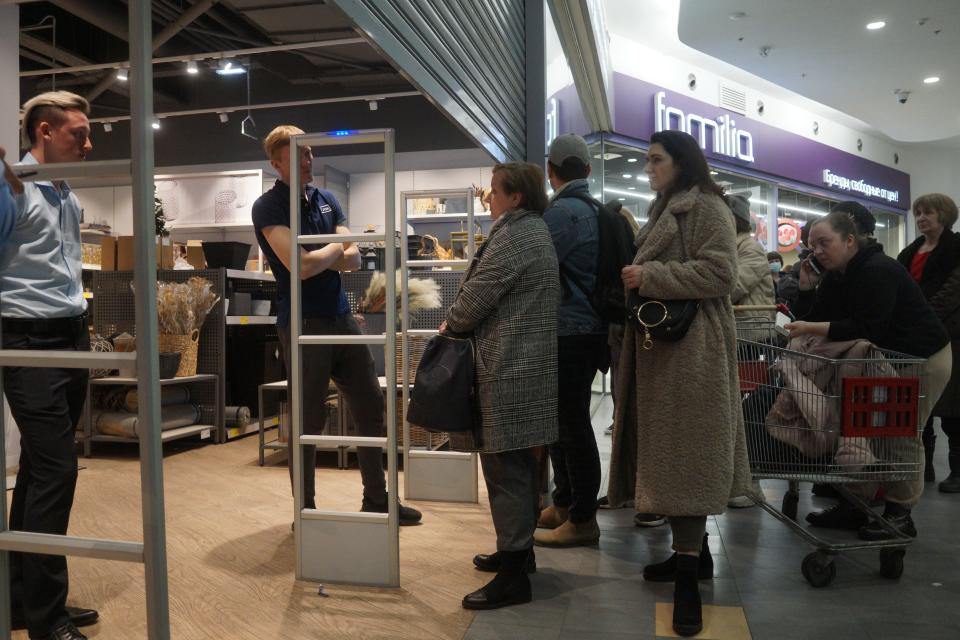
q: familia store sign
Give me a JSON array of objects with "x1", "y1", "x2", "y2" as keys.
[{"x1": 551, "y1": 73, "x2": 910, "y2": 208}]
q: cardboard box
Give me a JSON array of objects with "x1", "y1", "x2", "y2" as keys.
[
  {"x1": 101, "y1": 236, "x2": 174, "y2": 271},
  {"x1": 185, "y1": 240, "x2": 206, "y2": 270},
  {"x1": 101, "y1": 236, "x2": 117, "y2": 271}
]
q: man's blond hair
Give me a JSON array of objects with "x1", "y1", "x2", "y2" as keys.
[
  {"x1": 263, "y1": 125, "x2": 305, "y2": 162},
  {"x1": 21, "y1": 91, "x2": 91, "y2": 149}
]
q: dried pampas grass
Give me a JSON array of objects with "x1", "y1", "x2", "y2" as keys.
[{"x1": 361, "y1": 272, "x2": 441, "y2": 313}]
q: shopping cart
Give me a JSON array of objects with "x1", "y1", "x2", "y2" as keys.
[{"x1": 733, "y1": 310, "x2": 926, "y2": 588}]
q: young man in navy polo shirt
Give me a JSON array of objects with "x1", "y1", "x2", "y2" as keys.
[{"x1": 252, "y1": 125, "x2": 421, "y2": 525}]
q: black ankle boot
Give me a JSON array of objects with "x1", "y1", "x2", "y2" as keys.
[
  {"x1": 673, "y1": 554, "x2": 703, "y2": 637},
  {"x1": 473, "y1": 549, "x2": 537, "y2": 573},
  {"x1": 462, "y1": 549, "x2": 533, "y2": 610},
  {"x1": 643, "y1": 533, "x2": 713, "y2": 582}
]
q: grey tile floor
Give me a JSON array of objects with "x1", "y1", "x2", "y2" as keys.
[{"x1": 463, "y1": 395, "x2": 960, "y2": 640}]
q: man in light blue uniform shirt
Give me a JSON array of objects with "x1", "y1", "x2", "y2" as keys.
[{"x1": 1, "y1": 92, "x2": 99, "y2": 640}]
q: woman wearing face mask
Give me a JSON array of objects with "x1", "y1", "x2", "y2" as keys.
[
  {"x1": 613, "y1": 130, "x2": 750, "y2": 637},
  {"x1": 897, "y1": 194, "x2": 960, "y2": 492},
  {"x1": 786, "y1": 208, "x2": 952, "y2": 540}
]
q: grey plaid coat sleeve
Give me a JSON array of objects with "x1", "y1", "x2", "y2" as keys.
[{"x1": 447, "y1": 209, "x2": 560, "y2": 453}]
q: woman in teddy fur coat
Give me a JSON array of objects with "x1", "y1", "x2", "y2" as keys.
[{"x1": 611, "y1": 130, "x2": 750, "y2": 637}]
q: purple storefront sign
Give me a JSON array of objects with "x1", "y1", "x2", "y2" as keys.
[{"x1": 550, "y1": 73, "x2": 910, "y2": 209}]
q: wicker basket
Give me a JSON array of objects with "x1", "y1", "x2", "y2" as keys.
[{"x1": 158, "y1": 329, "x2": 200, "y2": 377}]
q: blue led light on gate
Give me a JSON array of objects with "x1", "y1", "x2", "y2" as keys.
[{"x1": 329, "y1": 129, "x2": 356, "y2": 137}]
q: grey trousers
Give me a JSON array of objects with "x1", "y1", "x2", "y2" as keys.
[
  {"x1": 480, "y1": 449, "x2": 541, "y2": 552},
  {"x1": 278, "y1": 315, "x2": 387, "y2": 508},
  {"x1": 669, "y1": 516, "x2": 707, "y2": 553}
]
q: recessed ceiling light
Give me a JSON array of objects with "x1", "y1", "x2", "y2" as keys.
[
  {"x1": 186, "y1": 60, "x2": 198, "y2": 75},
  {"x1": 628, "y1": 186, "x2": 636, "y2": 190},
  {"x1": 627, "y1": 158, "x2": 638, "y2": 163},
  {"x1": 618, "y1": 197, "x2": 626, "y2": 201},
  {"x1": 924, "y1": 76, "x2": 940, "y2": 84},
  {"x1": 866, "y1": 21, "x2": 886, "y2": 30},
  {"x1": 622, "y1": 173, "x2": 632, "y2": 178},
  {"x1": 116, "y1": 69, "x2": 128, "y2": 81},
  {"x1": 151, "y1": 120, "x2": 160, "y2": 130}
]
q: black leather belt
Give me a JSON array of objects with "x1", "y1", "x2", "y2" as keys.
[{"x1": 1, "y1": 313, "x2": 88, "y2": 336}]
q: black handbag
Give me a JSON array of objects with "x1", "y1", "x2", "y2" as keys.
[
  {"x1": 407, "y1": 333, "x2": 477, "y2": 433},
  {"x1": 627, "y1": 292, "x2": 701, "y2": 349},
  {"x1": 626, "y1": 219, "x2": 701, "y2": 349}
]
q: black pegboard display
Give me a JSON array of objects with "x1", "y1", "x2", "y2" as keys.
[
  {"x1": 92, "y1": 268, "x2": 224, "y2": 431},
  {"x1": 341, "y1": 269, "x2": 464, "y2": 330}
]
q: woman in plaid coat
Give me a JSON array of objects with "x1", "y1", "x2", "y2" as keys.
[{"x1": 444, "y1": 161, "x2": 559, "y2": 612}]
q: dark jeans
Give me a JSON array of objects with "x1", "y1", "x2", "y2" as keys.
[
  {"x1": 277, "y1": 315, "x2": 387, "y2": 508},
  {"x1": 924, "y1": 416, "x2": 960, "y2": 473},
  {"x1": 480, "y1": 449, "x2": 540, "y2": 552},
  {"x1": 2, "y1": 318, "x2": 89, "y2": 637},
  {"x1": 549, "y1": 333, "x2": 605, "y2": 523}
]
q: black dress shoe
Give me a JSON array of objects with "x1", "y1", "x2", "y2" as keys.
[
  {"x1": 643, "y1": 533, "x2": 713, "y2": 582},
  {"x1": 38, "y1": 622, "x2": 88, "y2": 640},
  {"x1": 360, "y1": 495, "x2": 423, "y2": 526},
  {"x1": 805, "y1": 500, "x2": 867, "y2": 530},
  {"x1": 473, "y1": 549, "x2": 536, "y2": 573},
  {"x1": 11, "y1": 606, "x2": 98, "y2": 631}
]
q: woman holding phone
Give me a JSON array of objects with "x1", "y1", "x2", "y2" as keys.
[{"x1": 787, "y1": 205, "x2": 952, "y2": 540}]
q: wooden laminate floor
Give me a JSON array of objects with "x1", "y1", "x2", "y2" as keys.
[{"x1": 6, "y1": 436, "x2": 491, "y2": 639}]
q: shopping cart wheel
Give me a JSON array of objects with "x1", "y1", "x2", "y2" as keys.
[
  {"x1": 801, "y1": 552, "x2": 836, "y2": 588},
  {"x1": 782, "y1": 491, "x2": 799, "y2": 521},
  {"x1": 879, "y1": 548, "x2": 905, "y2": 580}
]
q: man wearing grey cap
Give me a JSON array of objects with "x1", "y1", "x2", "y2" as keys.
[{"x1": 534, "y1": 134, "x2": 605, "y2": 547}]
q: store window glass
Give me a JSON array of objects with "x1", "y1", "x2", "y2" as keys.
[
  {"x1": 871, "y1": 209, "x2": 905, "y2": 258},
  {"x1": 595, "y1": 140, "x2": 655, "y2": 224},
  {"x1": 711, "y1": 168, "x2": 775, "y2": 251}
]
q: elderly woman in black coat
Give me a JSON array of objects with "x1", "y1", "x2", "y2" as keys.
[{"x1": 898, "y1": 194, "x2": 960, "y2": 493}]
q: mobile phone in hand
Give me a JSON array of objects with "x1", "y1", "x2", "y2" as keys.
[{"x1": 809, "y1": 255, "x2": 823, "y2": 274}]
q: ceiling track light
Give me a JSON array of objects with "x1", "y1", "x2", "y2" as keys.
[
  {"x1": 866, "y1": 21, "x2": 886, "y2": 30},
  {"x1": 151, "y1": 120, "x2": 160, "y2": 130},
  {"x1": 218, "y1": 112, "x2": 229, "y2": 123},
  {"x1": 187, "y1": 60, "x2": 198, "y2": 75},
  {"x1": 103, "y1": 122, "x2": 112, "y2": 132},
  {"x1": 116, "y1": 69, "x2": 128, "y2": 81}
]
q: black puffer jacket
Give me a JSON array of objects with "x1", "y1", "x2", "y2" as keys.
[
  {"x1": 794, "y1": 242, "x2": 949, "y2": 358},
  {"x1": 897, "y1": 231, "x2": 960, "y2": 337}
]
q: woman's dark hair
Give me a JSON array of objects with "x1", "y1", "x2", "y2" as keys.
[
  {"x1": 830, "y1": 201, "x2": 876, "y2": 235},
  {"x1": 649, "y1": 130, "x2": 725, "y2": 199},
  {"x1": 492, "y1": 162, "x2": 549, "y2": 212},
  {"x1": 812, "y1": 209, "x2": 874, "y2": 249}
]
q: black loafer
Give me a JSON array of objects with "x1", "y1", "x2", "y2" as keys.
[
  {"x1": 473, "y1": 550, "x2": 536, "y2": 573},
  {"x1": 806, "y1": 501, "x2": 867, "y2": 530},
  {"x1": 360, "y1": 495, "x2": 423, "y2": 526},
  {"x1": 11, "y1": 606, "x2": 98, "y2": 631},
  {"x1": 37, "y1": 622, "x2": 88, "y2": 640},
  {"x1": 858, "y1": 513, "x2": 917, "y2": 541}
]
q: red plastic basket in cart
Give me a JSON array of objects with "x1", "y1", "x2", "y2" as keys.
[{"x1": 841, "y1": 377, "x2": 920, "y2": 439}]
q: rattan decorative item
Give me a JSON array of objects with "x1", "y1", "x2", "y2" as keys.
[{"x1": 158, "y1": 330, "x2": 200, "y2": 377}]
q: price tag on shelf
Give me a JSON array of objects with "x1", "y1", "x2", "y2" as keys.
[
  {"x1": 240, "y1": 316, "x2": 249, "y2": 325},
  {"x1": 201, "y1": 429, "x2": 211, "y2": 440}
]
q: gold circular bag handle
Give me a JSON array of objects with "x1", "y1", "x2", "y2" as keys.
[
  {"x1": 635, "y1": 300, "x2": 669, "y2": 350},
  {"x1": 636, "y1": 300, "x2": 668, "y2": 328}
]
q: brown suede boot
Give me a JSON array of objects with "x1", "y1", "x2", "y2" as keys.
[
  {"x1": 536, "y1": 504, "x2": 569, "y2": 529},
  {"x1": 534, "y1": 518, "x2": 600, "y2": 547}
]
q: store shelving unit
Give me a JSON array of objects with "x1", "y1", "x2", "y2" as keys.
[
  {"x1": 82, "y1": 374, "x2": 220, "y2": 455},
  {"x1": 399, "y1": 189, "x2": 479, "y2": 504},
  {"x1": 290, "y1": 129, "x2": 400, "y2": 588}
]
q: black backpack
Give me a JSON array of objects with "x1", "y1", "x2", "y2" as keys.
[{"x1": 557, "y1": 193, "x2": 638, "y2": 324}]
